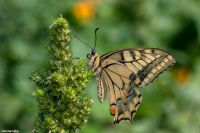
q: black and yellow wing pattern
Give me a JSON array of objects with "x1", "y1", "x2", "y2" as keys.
[{"x1": 89, "y1": 48, "x2": 176, "y2": 124}]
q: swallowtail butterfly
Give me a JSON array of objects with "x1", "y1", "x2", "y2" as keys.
[{"x1": 75, "y1": 28, "x2": 176, "y2": 124}]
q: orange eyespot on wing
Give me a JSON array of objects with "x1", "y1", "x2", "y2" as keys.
[{"x1": 110, "y1": 104, "x2": 117, "y2": 116}]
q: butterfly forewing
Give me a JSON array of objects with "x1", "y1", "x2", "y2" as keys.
[{"x1": 99, "y1": 48, "x2": 176, "y2": 88}]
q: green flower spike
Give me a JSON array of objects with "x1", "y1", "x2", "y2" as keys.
[{"x1": 29, "y1": 15, "x2": 94, "y2": 133}]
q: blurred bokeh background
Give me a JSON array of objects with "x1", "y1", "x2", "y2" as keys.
[{"x1": 1, "y1": 0, "x2": 200, "y2": 132}]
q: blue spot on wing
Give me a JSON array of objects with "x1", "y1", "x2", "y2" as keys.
[
  {"x1": 117, "y1": 98, "x2": 122, "y2": 103},
  {"x1": 128, "y1": 88, "x2": 133, "y2": 94},
  {"x1": 129, "y1": 73, "x2": 137, "y2": 81}
]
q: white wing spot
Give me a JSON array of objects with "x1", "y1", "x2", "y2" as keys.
[
  {"x1": 168, "y1": 55, "x2": 173, "y2": 61},
  {"x1": 161, "y1": 62, "x2": 165, "y2": 67},
  {"x1": 164, "y1": 58, "x2": 169, "y2": 63},
  {"x1": 134, "y1": 51, "x2": 141, "y2": 60},
  {"x1": 157, "y1": 66, "x2": 162, "y2": 70},
  {"x1": 148, "y1": 73, "x2": 153, "y2": 79},
  {"x1": 144, "y1": 78, "x2": 149, "y2": 83},
  {"x1": 152, "y1": 69, "x2": 157, "y2": 73},
  {"x1": 155, "y1": 55, "x2": 161, "y2": 58}
]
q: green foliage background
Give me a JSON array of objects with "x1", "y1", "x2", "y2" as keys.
[{"x1": 1, "y1": 0, "x2": 200, "y2": 133}]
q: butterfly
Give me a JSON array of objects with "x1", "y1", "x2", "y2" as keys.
[{"x1": 75, "y1": 28, "x2": 176, "y2": 124}]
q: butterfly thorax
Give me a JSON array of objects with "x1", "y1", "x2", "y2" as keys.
[{"x1": 88, "y1": 52, "x2": 100, "y2": 73}]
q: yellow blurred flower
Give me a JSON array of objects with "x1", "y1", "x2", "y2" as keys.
[
  {"x1": 73, "y1": 0, "x2": 99, "y2": 21},
  {"x1": 174, "y1": 67, "x2": 191, "y2": 86}
]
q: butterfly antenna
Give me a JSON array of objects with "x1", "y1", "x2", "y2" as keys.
[
  {"x1": 94, "y1": 28, "x2": 99, "y2": 50},
  {"x1": 74, "y1": 34, "x2": 93, "y2": 49}
]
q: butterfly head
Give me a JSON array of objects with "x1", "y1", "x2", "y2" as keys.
[
  {"x1": 74, "y1": 28, "x2": 100, "y2": 70},
  {"x1": 87, "y1": 49, "x2": 100, "y2": 70},
  {"x1": 87, "y1": 49, "x2": 96, "y2": 59}
]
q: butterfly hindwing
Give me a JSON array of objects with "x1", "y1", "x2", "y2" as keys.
[{"x1": 97, "y1": 60, "x2": 142, "y2": 124}]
